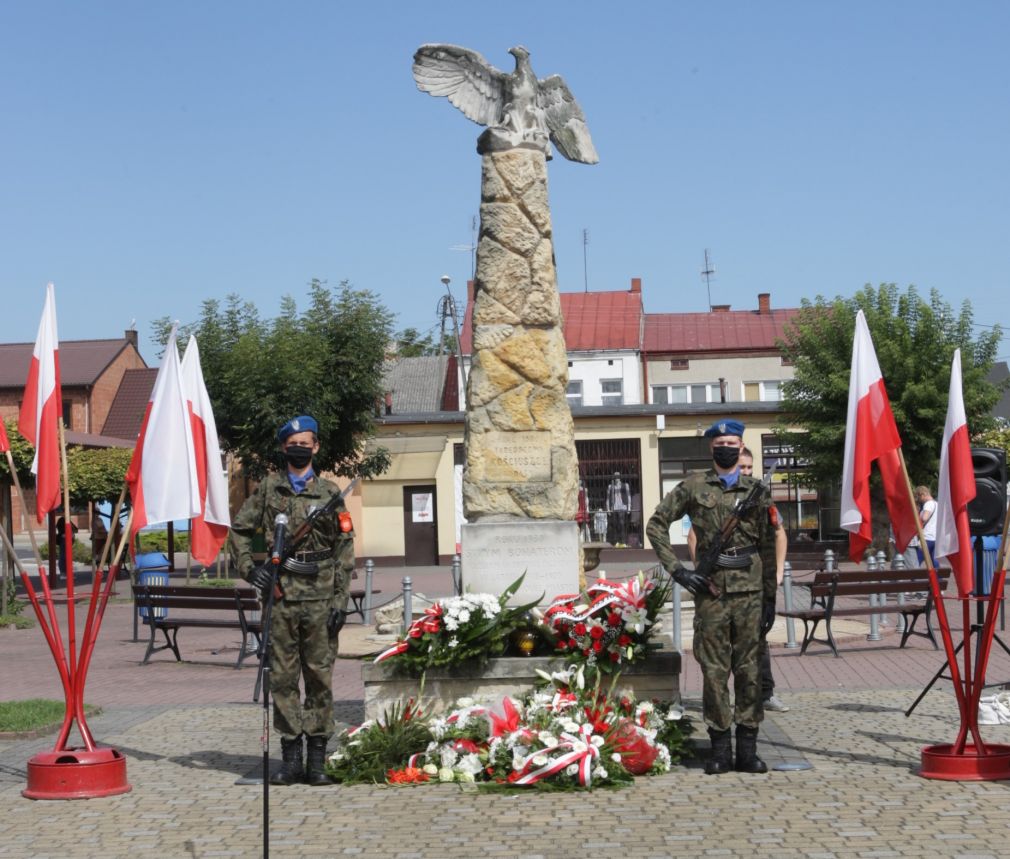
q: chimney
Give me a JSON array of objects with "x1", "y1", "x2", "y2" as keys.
[
  {"x1": 125, "y1": 329, "x2": 139, "y2": 348},
  {"x1": 630, "y1": 277, "x2": 642, "y2": 294},
  {"x1": 758, "y1": 293, "x2": 771, "y2": 314},
  {"x1": 467, "y1": 279, "x2": 475, "y2": 303},
  {"x1": 711, "y1": 304, "x2": 731, "y2": 313}
]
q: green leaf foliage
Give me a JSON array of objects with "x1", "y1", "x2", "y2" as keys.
[
  {"x1": 0, "y1": 419, "x2": 35, "y2": 484},
  {"x1": 65, "y1": 447, "x2": 133, "y2": 505},
  {"x1": 778, "y1": 284, "x2": 1004, "y2": 491},
  {"x1": 153, "y1": 280, "x2": 394, "y2": 480}
]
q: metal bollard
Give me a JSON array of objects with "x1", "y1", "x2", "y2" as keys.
[
  {"x1": 451, "y1": 554, "x2": 462, "y2": 596},
  {"x1": 363, "y1": 559, "x2": 375, "y2": 626},
  {"x1": 672, "y1": 581, "x2": 683, "y2": 654},
  {"x1": 866, "y1": 555, "x2": 882, "y2": 641},
  {"x1": 782, "y1": 561, "x2": 798, "y2": 648},
  {"x1": 891, "y1": 552, "x2": 906, "y2": 633},
  {"x1": 875, "y1": 550, "x2": 889, "y2": 625},
  {"x1": 402, "y1": 576, "x2": 413, "y2": 635},
  {"x1": 824, "y1": 549, "x2": 836, "y2": 573}
]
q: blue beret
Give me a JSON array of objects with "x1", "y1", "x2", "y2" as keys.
[
  {"x1": 277, "y1": 415, "x2": 318, "y2": 443},
  {"x1": 704, "y1": 419, "x2": 745, "y2": 439}
]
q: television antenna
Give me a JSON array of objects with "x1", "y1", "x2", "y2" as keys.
[
  {"x1": 582, "y1": 228, "x2": 589, "y2": 292},
  {"x1": 449, "y1": 214, "x2": 478, "y2": 281},
  {"x1": 701, "y1": 249, "x2": 716, "y2": 310}
]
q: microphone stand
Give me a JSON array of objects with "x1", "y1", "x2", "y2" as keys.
[{"x1": 255, "y1": 558, "x2": 281, "y2": 859}]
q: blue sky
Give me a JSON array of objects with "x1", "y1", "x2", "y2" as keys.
[{"x1": 2, "y1": 1, "x2": 1007, "y2": 362}]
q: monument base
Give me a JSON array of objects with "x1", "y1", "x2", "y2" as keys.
[
  {"x1": 362, "y1": 651, "x2": 681, "y2": 721},
  {"x1": 462, "y1": 519, "x2": 579, "y2": 606},
  {"x1": 23, "y1": 747, "x2": 131, "y2": 800}
]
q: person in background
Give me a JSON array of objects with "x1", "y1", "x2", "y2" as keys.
[{"x1": 915, "y1": 485, "x2": 937, "y2": 567}]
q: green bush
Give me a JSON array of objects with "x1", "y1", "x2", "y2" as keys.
[
  {"x1": 38, "y1": 540, "x2": 92, "y2": 564},
  {"x1": 3, "y1": 576, "x2": 24, "y2": 616},
  {"x1": 137, "y1": 531, "x2": 190, "y2": 554},
  {"x1": 0, "y1": 614, "x2": 34, "y2": 629}
]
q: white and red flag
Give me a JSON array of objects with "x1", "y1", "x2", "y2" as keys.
[
  {"x1": 934, "y1": 349, "x2": 977, "y2": 595},
  {"x1": 180, "y1": 336, "x2": 230, "y2": 566},
  {"x1": 125, "y1": 324, "x2": 201, "y2": 546},
  {"x1": 840, "y1": 310, "x2": 918, "y2": 562},
  {"x1": 18, "y1": 283, "x2": 63, "y2": 522}
]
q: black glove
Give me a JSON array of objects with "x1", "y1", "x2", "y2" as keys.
[
  {"x1": 672, "y1": 568, "x2": 709, "y2": 596},
  {"x1": 248, "y1": 565, "x2": 274, "y2": 603},
  {"x1": 327, "y1": 607, "x2": 346, "y2": 638},
  {"x1": 761, "y1": 599, "x2": 776, "y2": 635}
]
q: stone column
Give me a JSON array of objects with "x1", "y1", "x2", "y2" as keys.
[{"x1": 461, "y1": 148, "x2": 581, "y2": 603}]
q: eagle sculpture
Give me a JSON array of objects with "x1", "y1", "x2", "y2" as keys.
[{"x1": 412, "y1": 44, "x2": 599, "y2": 164}]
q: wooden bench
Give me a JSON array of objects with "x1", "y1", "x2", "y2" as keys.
[
  {"x1": 133, "y1": 584, "x2": 263, "y2": 668},
  {"x1": 779, "y1": 567, "x2": 951, "y2": 657}
]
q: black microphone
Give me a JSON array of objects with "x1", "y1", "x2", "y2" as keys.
[{"x1": 271, "y1": 513, "x2": 289, "y2": 565}]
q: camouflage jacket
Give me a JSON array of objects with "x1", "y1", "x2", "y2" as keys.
[
  {"x1": 646, "y1": 470, "x2": 771, "y2": 594},
  {"x1": 229, "y1": 471, "x2": 355, "y2": 603}
]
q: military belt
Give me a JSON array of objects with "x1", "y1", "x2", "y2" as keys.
[
  {"x1": 717, "y1": 545, "x2": 757, "y2": 569},
  {"x1": 292, "y1": 549, "x2": 331, "y2": 563}
]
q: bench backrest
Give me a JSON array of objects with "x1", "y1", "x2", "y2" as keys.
[
  {"x1": 808, "y1": 568, "x2": 951, "y2": 600},
  {"x1": 133, "y1": 584, "x2": 260, "y2": 613}
]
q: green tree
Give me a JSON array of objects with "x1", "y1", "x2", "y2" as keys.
[
  {"x1": 155, "y1": 279, "x2": 393, "y2": 480},
  {"x1": 973, "y1": 418, "x2": 1010, "y2": 460},
  {"x1": 65, "y1": 447, "x2": 133, "y2": 506},
  {"x1": 0, "y1": 419, "x2": 34, "y2": 484},
  {"x1": 779, "y1": 284, "x2": 1004, "y2": 493}
]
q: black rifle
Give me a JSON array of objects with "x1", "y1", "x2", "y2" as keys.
[{"x1": 694, "y1": 462, "x2": 777, "y2": 598}]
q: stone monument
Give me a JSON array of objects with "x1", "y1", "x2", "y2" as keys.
[{"x1": 413, "y1": 44, "x2": 598, "y2": 603}]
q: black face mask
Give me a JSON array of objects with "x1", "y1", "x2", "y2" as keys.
[
  {"x1": 712, "y1": 445, "x2": 740, "y2": 469},
  {"x1": 284, "y1": 445, "x2": 314, "y2": 469}
]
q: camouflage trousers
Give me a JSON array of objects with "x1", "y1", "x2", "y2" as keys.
[
  {"x1": 269, "y1": 598, "x2": 338, "y2": 740},
  {"x1": 692, "y1": 588, "x2": 763, "y2": 732}
]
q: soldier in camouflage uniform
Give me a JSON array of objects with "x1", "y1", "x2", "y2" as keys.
[
  {"x1": 646, "y1": 419, "x2": 772, "y2": 775},
  {"x1": 230, "y1": 415, "x2": 355, "y2": 786}
]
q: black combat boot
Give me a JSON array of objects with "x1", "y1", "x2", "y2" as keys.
[
  {"x1": 270, "y1": 735, "x2": 304, "y2": 786},
  {"x1": 704, "y1": 728, "x2": 733, "y2": 775},
  {"x1": 735, "y1": 725, "x2": 768, "y2": 774},
  {"x1": 305, "y1": 736, "x2": 333, "y2": 786}
]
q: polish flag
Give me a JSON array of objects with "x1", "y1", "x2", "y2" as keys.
[
  {"x1": 0, "y1": 420, "x2": 9, "y2": 453},
  {"x1": 18, "y1": 283, "x2": 63, "y2": 522},
  {"x1": 840, "y1": 310, "x2": 918, "y2": 562},
  {"x1": 934, "y1": 349, "x2": 977, "y2": 595},
  {"x1": 180, "y1": 336, "x2": 231, "y2": 566},
  {"x1": 125, "y1": 325, "x2": 201, "y2": 546}
]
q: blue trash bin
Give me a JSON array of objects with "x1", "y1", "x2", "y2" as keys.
[{"x1": 136, "y1": 552, "x2": 170, "y2": 619}]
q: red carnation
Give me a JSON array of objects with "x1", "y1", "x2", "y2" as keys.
[
  {"x1": 608, "y1": 612, "x2": 622, "y2": 627},
  {"x1": 583, "y1": 648, "x2": 592, "y2": 657},
  {"x1": 574, "y1": 622, "x2": 587, "y2": 636},
  {"x1": 568, "y1": 638, "x2": 578, "y2": 649},
  {"x1": 610, "y1": 651, "x2": 621, "y2": 662},
  {"x1": 590, "y1": 625, "x2": 605, "y2": 640},
  {"x1": 592, "y1": 640, "x2": 603, "y2": 653},
  {"x1": 557, "y1": 640, "x2": 568, "y2": 650},
  {"x1": 618, "y1": 634, "x2": 632, "y2": 647}
]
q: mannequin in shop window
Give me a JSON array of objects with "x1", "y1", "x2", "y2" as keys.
[{"x1": 606, "y1": 472, "x2": 631, "y2": 545}]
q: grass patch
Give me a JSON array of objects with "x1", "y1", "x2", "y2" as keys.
[
  {"x1": 0, "y1": 614, "x2": 35, "y2": 629},
  {"x1": 196, "y1": 576, "x2": 241, "y2": 588},
  {"x1": 0, "y1": 699, "x2": 100, "y2": 733}
]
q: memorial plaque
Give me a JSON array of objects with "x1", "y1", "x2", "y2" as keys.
[
  {"x1": 482, "y1": 430, "x2": 552, "y2": 483},
  {"x1": 462, "y1": 519, "x2": 579, "y2": 606}
]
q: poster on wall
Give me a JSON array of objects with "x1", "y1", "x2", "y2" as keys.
[{"x1": 411, "y1": 492, "x2": 433, "y2": 523}]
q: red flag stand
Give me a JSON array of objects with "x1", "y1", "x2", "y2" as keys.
[
  {"x1": 7, "y1": 467, "x2": 133, "y2": 799},
  {"x1": 918, "y1": 566, "x2": 1010, "y2": 780}
]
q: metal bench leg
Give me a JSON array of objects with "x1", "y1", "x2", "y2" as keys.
[
  {"x1": 799, "y1": 618, "x2": 817, "y2": 655},
  {"x1": 824, "y1": 617, "x2": 840, "y2": 657}
]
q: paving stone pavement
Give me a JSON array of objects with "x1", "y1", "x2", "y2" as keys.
[{"x1": 4, "y1": 565, "x2": 1010, "y2": 857}]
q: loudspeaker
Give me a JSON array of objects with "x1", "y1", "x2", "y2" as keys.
[{"x1": 967, "y1": 447, "x2": 1007, "y2": 536}]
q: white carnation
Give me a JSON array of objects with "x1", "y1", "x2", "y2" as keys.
[
  {"x1": 611, "y1": 753, "x2": 622, "y2": 763},
  {"x1": 531, "y1": 754, "x2": 548, "y2": 768},
  {"x1": 565, "y1": 763, "x2": 579, "y2": 776},
  {"x1": 438, "y1": 767, "x2": 454, "y2": 783},
  {"x1": 422, "y1": 763, "x2": 438, "y2": 776}
]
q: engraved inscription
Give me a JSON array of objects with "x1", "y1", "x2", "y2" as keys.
[{"x1": 484, "y1": 430, "x2": 551, "y2": 483}]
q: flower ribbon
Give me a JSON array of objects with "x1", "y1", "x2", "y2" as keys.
[
  {"x1": 514, "y1": 725, "x2": 600, "y2": 787},
  {"x1": 374, "y1": 603, "x2": 444, "y2": 663}
]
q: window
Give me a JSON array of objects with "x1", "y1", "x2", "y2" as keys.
[
  {"x1": 651, "y1": 383, "x2": 719, "y2": 404},
  {"x1": 566, "y1": 380, "x2": 583, "y2": 407},
  {"x1": 669, "y1": 358, "x2": 689, "y2": 370},
  {"x1": 601, "y1": 379, "x2": 623, "y2": 406},
  {"x1": 744, "y1": 381, "x2": 782, "y2": 402},
  {"x1": 62, "y1": 399, "x2": 73, "y2": 430}
]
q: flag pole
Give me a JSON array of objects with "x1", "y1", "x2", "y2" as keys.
[
  {"x1": 57, "y1": 418, "x2": 78, "y2": 685},
  {"x1": 895, "y1": 449, "x2": 972, "y2": 734}
]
